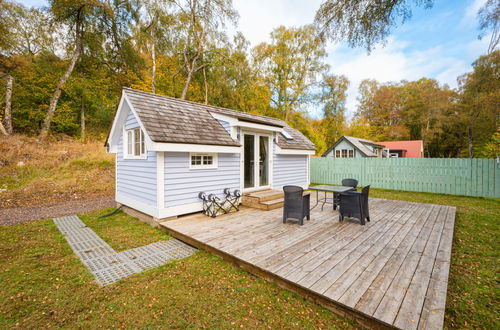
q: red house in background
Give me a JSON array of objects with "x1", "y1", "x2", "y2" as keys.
[{"x1": 378, "y1": 140, "x2": 424, "y2": 158}]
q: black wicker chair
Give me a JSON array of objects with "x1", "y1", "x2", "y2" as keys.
[
  {"x1": 332, "y1": 178, "x2": 358, "y2": 210},
  {"x1": 339, "y1": 185, "x2": 370, "y2": 225},
  {"x1": 341, "y1": 178, "x2": 359, "y2": 189},
  {"x1": 283, "y1": 185, "x2": 310, "y2": 226}
]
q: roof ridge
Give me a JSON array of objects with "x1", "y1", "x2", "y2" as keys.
[{"x1": 123, "y1": 87, "x2": 285, "y2": 125}]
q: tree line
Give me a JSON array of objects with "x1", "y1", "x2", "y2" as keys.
[{"x1": 0, "y1": 0, "x2": 498, "y2": 158}]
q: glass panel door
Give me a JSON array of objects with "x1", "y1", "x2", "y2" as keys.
[
  {"x1": 259, "y1": 136, "x2": 268, "y2": 186},
  {"x1": 244, "y1": 134, "x2": 255, "y2": 188}
]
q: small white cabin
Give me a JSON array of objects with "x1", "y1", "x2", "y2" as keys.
[
  {"x1": 106, "y1": 88, "x2": 315, "y2": 220},
  {"x1": 322, "y1": 136, "x2": 385, "y2": 158}
]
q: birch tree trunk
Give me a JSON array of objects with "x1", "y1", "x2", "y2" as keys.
[
  {"x1": 181, "y1": 66, "x2": 194, "y2": 100},
  {"x1": 39, "y1": 46, "x2": 81, "y2": 139},
  {"x1": 4, "y1": 74, "x2": 13, "y2": 135},
  {"x1": 203, "y1": 66, "x2": 208, "y2": 104},
  {"x1": 151, "y1": 38, "x2": 156, "y2": 94}
]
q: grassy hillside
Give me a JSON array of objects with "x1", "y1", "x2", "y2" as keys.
[{"x1": 0, "y1": 135, "x2": 114, "y2": 208}]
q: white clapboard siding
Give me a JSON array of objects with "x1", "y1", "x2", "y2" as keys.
[
  {"x1": 164, "y1": 152, "x2": 240, "y2": 207},
  {"x1": 273, "y1": 149, "x2": 308, "y2": 189},
  {"x1": 116, "y1": 109, "x2": 157, "y2": 206}
]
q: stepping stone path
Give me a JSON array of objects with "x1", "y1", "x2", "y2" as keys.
[{"x1": 53, "y1": 215, "x2": 196, "y2": 285}]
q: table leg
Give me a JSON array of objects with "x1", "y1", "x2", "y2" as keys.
[
  {"x1": 321, "y1": 191, "x2": 327, "y2": 211},
  {"x1": 310, "y1": 190, "x2": 319, "y2": 210}
]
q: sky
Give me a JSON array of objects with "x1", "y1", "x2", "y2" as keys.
[{"x1": 22, "y1": 0, "x2": 491, "y2": 118}]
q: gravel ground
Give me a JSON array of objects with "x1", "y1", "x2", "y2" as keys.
[{"x1": 0, "y1": 196, "x2": 116, "y2": 225}]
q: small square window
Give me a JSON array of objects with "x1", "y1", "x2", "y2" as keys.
[
  {"x1": 348, "y1": 150, "x2": 354, "y2": 158},
  {"x1": 190, "y1": 153, "x2": 217, "y2": 169},
  {"x1": 335, "y1": 150, "x2": 340, "y2": 158},
  {"x1": 191, "y1": 155, "x2": 202, "y2": 165},
  {"x1": 342, "y1": 149, "x2": 348, "y2": 158},
  {"x1": 203, "y1": 155, "x2": 213, "y2": 165}
]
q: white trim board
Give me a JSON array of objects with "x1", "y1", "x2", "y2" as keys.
[
  {"x1": 107, "y1": 91, "x2": 155, "y2": 153},
  {"x1": 157, "y1": 152, "x2": 165, "y2": 209},
  {"x1": 158, "y1": 202, "x2": 203, "y2": 219},
  {"x1": 116, "y1": 194, "x2": 205, "y2": 220},
  {"x1": 275, "y1": 145, "x2": 315, "y2": 155},
  {"x1": 150, "y1": 142, "x2": 240, "y2": 153},
  {"x1": 116, "y1": 193, "x2": 158, "y2": 218}
]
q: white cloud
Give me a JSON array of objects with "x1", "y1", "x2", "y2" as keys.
[
  {"x1": 232, "y1": 0, "x2": 322, "y2": 45},
  {"x1": 326, "y1": 37, "x2": 474, "y2": 118},
  {"x1": 232, "y1": 1, "x2": 481, "y2": 120},
  {"x1": 460, "y1": 0, "x2": 487, "y2": 27}
]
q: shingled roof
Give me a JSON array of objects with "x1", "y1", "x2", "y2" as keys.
[
  {"x1": 277, "y1": 126, "x2": 316, "y2": 150},
  {"x1": 322, "y1": 136, "x2": 384, "y2": 157},
  {"x1": 124, "y1": 88, "x2": 239, "y2": 147},
  {"x1": 122, "y1": 88, "x2": 314, "y2": 150}
]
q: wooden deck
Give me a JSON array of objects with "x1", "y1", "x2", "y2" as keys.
[{"x1": 160, "y1": 197, "x2": 456, "y2": 329}]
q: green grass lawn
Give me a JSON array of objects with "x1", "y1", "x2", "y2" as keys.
[
  {"x1": 0, "y1": 209, "x2": 354, "y2": 329},
  {"x1": 1, "y1": 190, "x2": 498, "y2": 328}
]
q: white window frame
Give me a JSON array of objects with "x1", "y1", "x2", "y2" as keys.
[
  {"x1": 123, "y1": 127, "x2": 147, "y2": 159},
  {"x1": 336, "y1": 149, "x2": 355, "y2": 158},
  {"x1": 189, "y1": 152, "x2": 218, "y2": 169}
]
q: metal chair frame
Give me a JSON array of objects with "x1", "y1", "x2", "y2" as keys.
[{"x1": 198, "y1": 189, "x2": 241, "y2": 218}]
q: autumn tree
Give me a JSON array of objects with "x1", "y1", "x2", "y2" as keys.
[
  {"x1": 0, "y1": 1, "x2": 53, "y2": 135},
  {"x1": 39, "y1": 0, "x2": 141, "y2": 138},
  {"x1": 357, "y1": 79, "x2": 408, "y2": 140},
  {"x1": 135, "y1": 0, "x2": 176, "y2": 94},
  {"x1": 200, "y1": 33, "x2": 272, "y2": 113},
  {"x1": 458, "y1": 50, "x2": 500, "y2": 158},
  {"x1": 253, "y1": 25, "x2": 327, "y2": 121},
  {"x1": 477, "y1": 0, "x2": 500, "y2": 54},
  {"x1": 168, "y1": 0, "x2": 238, "y2": 101},
  {"x1": 314, "y1": 0, "x2": 434, "y2": 51},
  {"x1": 320, "y1": 74, "x2": 349, "y2": 147}
]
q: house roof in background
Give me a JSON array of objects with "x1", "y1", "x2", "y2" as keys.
[
  {"x1": 343, "y1": 136, "x2": 384, "y2": 157},
  {"x1": 378, "y1": 140, "x2": 424, "y2": 158},
  {"x1": 322, "y1": 136, "x2": 383, "y2": 157},
  {"x1": 122, "y1": 88, "x2": 314, "y2": 150}
]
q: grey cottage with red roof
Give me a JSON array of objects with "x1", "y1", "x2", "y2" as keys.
[{"x1": 106, "y1": 88, "x2": 315, "y2": 219}]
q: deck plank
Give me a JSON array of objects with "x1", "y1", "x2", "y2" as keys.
[
  {"x1": 416, "y1": 207, "x2": 456, "y2": 330},
  {"x1": 335, "y1": 204, "x2": 434, "y2": 307},
  {"x1": 308, "y1": 202, "x2": 422, "y2": 294},
  {"x1": 357, "y1": 205, "x2": 444, "y2": 317},
  {"x1": 272, "y1": 200, "x2": 399, "y2": 280},
  {"x1": 290, "y1": 200, "x2": 410, "y2": 286},
  {"x1": 160, "y1": 197, "x2": 455, "y2": 329},
  {"x1": 255, "y1": 199, "x2": 390, "y2": 272},
  {"x1": 372, "y1": 205, "x2": 447, "y2": 324},
  {"x1": 323, "y1": 202, "x2": 428, "y2": 301},
  {"x1": 393, "y1": 206, "x2": 452, "y2": 329}
]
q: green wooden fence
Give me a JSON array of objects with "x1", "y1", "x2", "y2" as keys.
[{"x1": 310, "y1": 157, "x2": 500, "y2": 198}]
